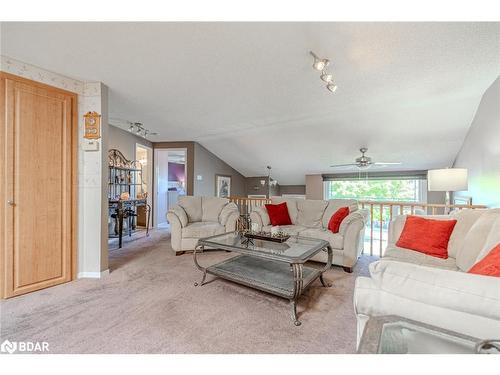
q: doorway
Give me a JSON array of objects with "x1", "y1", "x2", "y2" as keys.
[
  {"x1": 136, "y1": 143, "x2": 153, "y2": 227},
  {"x1": 154, "y1": 148, "x2": 187, "y2": 228}
]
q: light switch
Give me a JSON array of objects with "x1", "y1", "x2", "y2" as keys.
[
  {"x1": 196, "y1": 175, "x2": 203, "y2": 181},
  {"x1": 82, "y1": 140, "x2": 100, "y2": 151}
]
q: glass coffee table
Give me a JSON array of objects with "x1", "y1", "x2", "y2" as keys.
[
  {"x1": 194, "y1": 231, "x2": 333, "y2": 326},
  {"x1": 358, "y1": 315, "x2": 500, "y2": 354}
]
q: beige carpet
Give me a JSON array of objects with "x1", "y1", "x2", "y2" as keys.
[{"x1": 0, "y1": 229, "x2": 377, "y2": 354}]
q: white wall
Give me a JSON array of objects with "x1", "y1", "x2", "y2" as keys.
[
  {"x1": 1, "y1": 55, "x2": 109, "y2": 277},
  {"x1": 155, "y1": 149, "x2": 169, "y2": 225},
  {"x1": 453, "y1": 76, "x2": 500, "y2": 207}
]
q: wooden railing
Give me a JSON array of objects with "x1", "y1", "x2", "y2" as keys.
[
  {"x1": 228, "y1": 197, "x2": 487, "y2": 257},
  {"x1": 229, "y1": 196, "x2": 270, "y2": 216}
]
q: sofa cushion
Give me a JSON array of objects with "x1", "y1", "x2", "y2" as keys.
[
  {"x1": 389, "y1": 210, "x2": 486, "y2": 258},
  {"x1": 322, "y1": 199, "x2": 358, "y2": 228},
  {"x1": 396, "y1": 216, "x2": 457, "y2": 259},
  {"x1": 262, "y1": 224, "x2": 305, "y2": 236},
  {"x1": 271, "y1": 197, "x2": 299, "y2": 224},
  {"x1": 383, "y1": 245, "x2": 458, "y2": 270},
  {"x1": 455, "y1": 209, "x2": 500, "y2": 271},
  {"x1": 265, "y1": 202, "x2": 293, "y2": 226},
  {"x1": 202, "y1": 197, "x2": 229, "y2": 222},
  {"x1": 296, "y1": 199, "x2": 328, "y2": 228},
  {"x1": 368, "y1": 260, "x2": 500, "y2": 322},
  {"x1": 328, "y1": 207, "x2": 350, "y2": 233},
  {"x1": 476, "y1": 214, "x2": 500, "y2": 262},
  {"x1": 182, "y1": 222, "x2": 225, "y2": 238},
  {"x1": 178, "y1": 196, "x2": 202, "y2": 222},
  {"x1": 300, "y1": 228, "x2": 344, "y2": 249},
  {"x1": 447, "y1": 209, "x2": 487, "y2": 258}
]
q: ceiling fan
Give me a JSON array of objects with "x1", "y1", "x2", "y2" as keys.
[{"x1": 330, "y1": 148, "x2": 402, "y2": 169}]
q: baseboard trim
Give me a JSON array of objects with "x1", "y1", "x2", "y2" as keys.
[{"x1": 78, "y1": 269, "x2": 110, "y2": 279}]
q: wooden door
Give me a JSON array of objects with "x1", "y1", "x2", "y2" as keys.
[{"x1": 0, "y1": 73, "x2": 77, "y2": 298}]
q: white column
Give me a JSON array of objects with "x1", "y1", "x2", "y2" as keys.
[{"x1": 77, "y1": 82, "x2": 109, "y2": 278}]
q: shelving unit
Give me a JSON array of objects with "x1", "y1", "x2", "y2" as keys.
[{"x1": 108, "y1": 149, "x2": 150, "y2": 248}]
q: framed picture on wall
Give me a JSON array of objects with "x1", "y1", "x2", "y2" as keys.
[{"x1": 215, "y1": 174, "x2": 231, "y2": 198}]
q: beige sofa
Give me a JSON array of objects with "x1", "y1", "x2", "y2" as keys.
[
  {"x1": 354, "y1": 208, "x2": 500, "y2": 346},
  {"x1": 250, "y1": 197, "x2": 368, "y2": 272},
  {"x1": 166, "y1": 196, "x2": 240, "y2": 254}
]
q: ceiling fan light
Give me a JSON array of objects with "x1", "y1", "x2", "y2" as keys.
[{"x1": 326, "y1": 83, "x2": 337, "y2": 93}]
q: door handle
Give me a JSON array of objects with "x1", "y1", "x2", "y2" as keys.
[{"x1": 7, "y1": 200, "x2": 15, "y2": 206}]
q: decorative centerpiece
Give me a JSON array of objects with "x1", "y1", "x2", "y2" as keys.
[{"x1": 243, "y1": 230, "x2": 290, "y2": 243}]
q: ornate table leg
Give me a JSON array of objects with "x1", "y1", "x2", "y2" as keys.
[
  {"x1": 146, "y1": 204, "x2": 151, "y2": 236},
  {"x1": 193, "y1": 245, "x2": 207, "y2": 287},
  {"x1": 117, "y1": 203, "x2": 124, "y2": 249},
  {"x1": 291, "y1": 263, "x2": 304, "y2": 326},
  {"x1": 319, "y1": 245, "x2": 333, "y2": 288}
]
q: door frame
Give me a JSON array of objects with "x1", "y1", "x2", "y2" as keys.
[
  {"x1": 0, "y1": 72, "x2": 78, "y2": 299},
  {"x1": 135, "y1": 142, "x2": 153, "y2": 213},
  {"x1": 153, "y1": 147, "x2": 188, "y2": 227}
]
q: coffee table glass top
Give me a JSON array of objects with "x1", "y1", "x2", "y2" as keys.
[{"x1": 198, "y1": 231, "x2": 329, "y2": 263}]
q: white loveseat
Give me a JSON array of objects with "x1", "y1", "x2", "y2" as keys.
[
  {"x1": 250, "y1": 198, "x2": 368, "y2": 272},
  {"x1": 166, "y1": 196, "x2": 240, "y2": 254},
  {"x1": 354, "y1": 208, "x2": 500, "y2": 346}
]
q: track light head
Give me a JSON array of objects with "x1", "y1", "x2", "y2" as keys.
[
  {"x1": 326, "y1": 83, "x2": 338, "y2": 93},
  {"x1": 320, "y1": 71, "x2": 333, "y2": 83}
]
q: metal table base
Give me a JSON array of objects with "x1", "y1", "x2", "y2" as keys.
[{"x1": 193, "y1": 244, "x2": 332, "y2": 326}]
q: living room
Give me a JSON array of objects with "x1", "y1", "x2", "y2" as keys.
[{"x1": 1, "y1": 1, "x2": 499, "y2": 373}]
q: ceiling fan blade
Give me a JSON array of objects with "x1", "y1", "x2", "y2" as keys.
[
  {"x1": 329, "y1": 163, "x2": 359, "y2": 168},
  {"x1": 374, "y1": 162, "x2": 402, "y2": 165}
]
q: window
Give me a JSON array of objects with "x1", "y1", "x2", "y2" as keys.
[
  {"x1": 323, "y1": 173, "x2": 428, "y2": 257},
  {"x1": 324, "y1": 179, "x2": 426, "y2": 202}
]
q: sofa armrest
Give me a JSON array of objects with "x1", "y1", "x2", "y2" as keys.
[
  {"x1": 249, "y1": 211, "x2": 263, "y2": 230},
  {"x1": 339, "y1": 209, "x2": 368, "y2": 235},
  {"x1": 368, "y1": 260, "x2": 500, "y2": 321},
  {"x1": 250, "y1": 206, "x2": 270, "y2": 230},
  {"x1": 219, "y1": 202, "x2": 239, "y2": 226},
  {"x1": 340, "y1": 212, "x2": 366, "y2": 268},
  {"x1": 225, "y1": 211, "x2": 240, "y2": 232},
  {"x1": 167, "y1": 205, "x2": 188, "y2": 228}
]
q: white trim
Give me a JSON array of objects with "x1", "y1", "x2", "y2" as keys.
[{"x1": 78, "y1": 269, "x2": 110, "y2": 279}]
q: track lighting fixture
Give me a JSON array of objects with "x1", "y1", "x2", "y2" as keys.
[{"x1": 310, "y1": 51, "x2": 338, "y2": 94}]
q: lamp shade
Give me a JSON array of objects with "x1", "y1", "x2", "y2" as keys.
[{"x1": 428, "y1": 168, "x2": 468, "y2": 192}]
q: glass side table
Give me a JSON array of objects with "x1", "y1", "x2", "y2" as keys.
[{"x1": 357, "y1": 315, "x2": 500, "y2": 354}]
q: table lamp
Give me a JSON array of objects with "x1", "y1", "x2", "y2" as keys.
[{"x1": 428, "y1": 168, "x2": 468, "y2": 213}]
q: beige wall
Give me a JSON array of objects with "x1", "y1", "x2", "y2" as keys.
[
  {"x1": 193, "y1": 143, "x2": 246, "y2": 197},
  {"x1": 305, "y1": 175, "x2": 324, "y2": 199}
]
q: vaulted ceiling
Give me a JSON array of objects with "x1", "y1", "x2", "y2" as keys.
[{"x1": 1, "y1": 22, "x2": 499, "y2": 184}]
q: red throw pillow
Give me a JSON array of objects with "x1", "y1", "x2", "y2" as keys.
[
  {"x1": 328, "y1": 207, "x2": 350, "y2": 233},
  {"x1": 396, "y1": 216, "x2": 457, "y2": 259},
  {"x1": 468, "y1": 244, "x2": 500, "y2": 277},
  {"x1": 265, "y1": 202, "x2": 292, "y2": 226}
]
